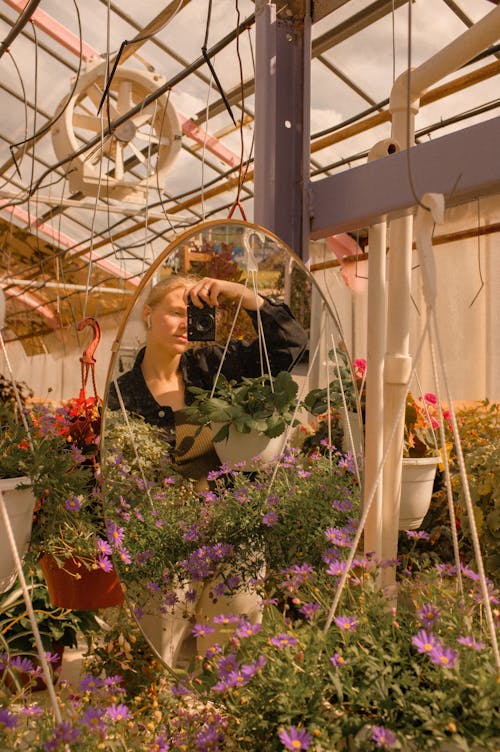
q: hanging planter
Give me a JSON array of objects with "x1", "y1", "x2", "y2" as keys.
[
  {"x1": 39, "y1": 554, "x2": 124, "y2": 611},
  {"x1": 0, "y1": 477, "x2": 36, "y2": 594},
  {"x1": 340, "y1": 410, "x2": 364, "y2": 458},
  {"x1": 185, "y1": 371, "x2": 299, "y2": 467},
  {"x1": 211, "y1": 423, "x2": 287, "y2": 465},
  {"x1": 399, "y1": 456, "x2": 439, "y2": 530}
]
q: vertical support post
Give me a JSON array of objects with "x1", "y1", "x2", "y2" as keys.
[
  {"x1": 380, "y1": 85, "x2": 418, "y2": 591},
  {"x1": 363, "y1": 140, "x2": 399, "y2": 562},
  {"x1": 363, "y1": 221, "x2": 387, "y2": 559},
  {"x1": 254, "y1": 1, "x2": 311, "y2": 260}
]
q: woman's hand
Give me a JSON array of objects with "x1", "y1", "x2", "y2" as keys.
[{"x1": 187, "y1": 278, "x2": 264, "y2": 311}]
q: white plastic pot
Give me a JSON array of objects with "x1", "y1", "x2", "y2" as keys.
[
  {"x1": 399, "y1": 457, "x2": 439, "y2": 530},
  {"x1": 211, "y1": 424, "x2": 287, "y2": 466},
  {"x1": 0, "y1": 476, "x2": 36, "y2": 593}
]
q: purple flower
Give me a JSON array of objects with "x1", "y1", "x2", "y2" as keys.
[
  {"x1": 234, "y1": 487, "x2": 251, "y2": 504},
  {"x1": 234, "y1": 619, "x2": 261, "y2": 639},
  {"x1": 333, "y1": 615, "x2": 359, "y2": 632},
  {"x1": 106, "y1": 703, "x2": 131, "y2": 721},
  {"x1": 192, "y1": 623, "x2": 215, "y2": 638},
  {"x1": 429, "y1": 644, "x2": 459, "y2": 668},
  {"x1": 106, "y1": 522, "x2": 125, "y2": 549},
  {"x1": 0, "y1": 708, "x2": 18, "y2": 729},
  {"x1": 79, "y1": 673, "x2": 103, "y2": 692},
  {"x1": 10, "y1": 656, "x2": 35, "y2": 673},
  {"x1": 278, "y1": 725, "x2": 312, "y2": 750},
  {"x1": 65, "y1": 496, "x2": 82, "y2": 512},
  {"x1": 330, "y1": 652, "x2": 346, "y2": 668},
  {"x1": 417, "y1": 603, "x2": 440, "y2": 628},
  {"x1": 269, "y1": 633, "x2": 298, "y2": 649},
  {"x1": 117, "y1": 548, "x2": 132, "y2": 565},
  {"x1": 457, "y1": 635, "x2": 485, "y2": 650},
  {"x1": 371, "y1": 725, "x2": 397, "y2": 748},
  {"x1": 299, "y1": 602, "x2": 321, "y2": 619},
  {"x1": 213, "y1": 613, "x2": 239, "y2": 625},
  {"x1": 18, "y1": 705, "x2": 43, "y2": 717},
  {"x1": 97, "y1": 554, "x2": 113, "y2": 573},
  {"x1": 80, "y1": 706, "x2": 107, "y2": 732},
  {"x1": 263, "y1": 511, "x2": 279, "y2": 526},
  {"x1": 405, "y1": 530, "x2": 430, "y2": 540},
  {"x1": 412, "y1": 629, "x2": 437, "y2": 654},
  {"x1": 461, "y1": 565, "x2": 480, "y2": 582},
  {"x1": 43, "y1": 722, "x2": 81, "y2": 750},
  {"x1": 325, "y1": 526, "x2": 352, "y2": 547},
  {"x1": 326, "y1": 560, "x2": 346, "y2": 576},
  {"x1": 96, "y1": 538, "x2": 112, "y2": 557}
]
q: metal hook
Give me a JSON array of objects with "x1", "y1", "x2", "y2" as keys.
[{"x1": 77, "y1": 317, "x2": 101, "y2": 367}]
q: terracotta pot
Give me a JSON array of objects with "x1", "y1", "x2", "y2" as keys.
[
  {"x1": 399, "y1": 456, "x2": 439, "y2": 530},
  {"x1": 0, "y1": 477, "x2": 36, "y2": 594},
  {"x1": 39, "y1": 554, "x2": 124, "y2": 610}
]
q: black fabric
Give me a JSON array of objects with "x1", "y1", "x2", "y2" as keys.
[{"x1": 106, "y1": 298, "x2": 307, "y2": 440}]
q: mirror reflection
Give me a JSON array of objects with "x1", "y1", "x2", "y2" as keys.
[{"x1": 102, "y1": 219, "x2": 363, "y2": 671}]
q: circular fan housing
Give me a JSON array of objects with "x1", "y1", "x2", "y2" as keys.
[{"x1": 51, "y1": 60, "x2": 182, "y2": 203}]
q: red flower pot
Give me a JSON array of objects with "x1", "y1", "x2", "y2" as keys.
[{"x1": 39, "y1": 555, "x2": 124, "y2": 610}]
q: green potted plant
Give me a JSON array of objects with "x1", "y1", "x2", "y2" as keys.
[
  {"x1": 185, "y1": 545, "x2": 499, "y2": 751},
  {"x1": 184, "y1": 370, "x2": 300, "y2": 464},
  {"x1": 303, "y1": 351, "x2": 365, "y2": 458},
  {"x1": 0, "y1": 563, "x2": 99, "y2": 693},
  {"x1": 400, "y1": 390, "x2": 448, "y2": 530},
  {"x1": 0, "y1": 374, "x2": 123, "y2": 609},
  {"x1": 0, "y1": 375, "x2": 37, "y2": 594}
]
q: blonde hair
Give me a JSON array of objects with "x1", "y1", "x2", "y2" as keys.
[{"x1": 144, "y1": 274, "x2": 200, "y2": 309}]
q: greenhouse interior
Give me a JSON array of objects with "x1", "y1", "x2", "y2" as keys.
[{"x1": 0, "y1": 0, "x2": 499, "y2": 749}]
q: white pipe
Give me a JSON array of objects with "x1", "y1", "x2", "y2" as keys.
[
  {"x1": 363, "y1": 140, "x2": 397, "y2": 560},
  {"x1": 0, "y1": 190, "x2": 170, "y2": 219},
  {"x1": 1, "y1": 279, "x2": 133, "y2": 295},
  {"x1": 409, "y1": 4, "x2": 500, "y2": 99},
  {"x1": 381, "y1": 5, "x2": 500, "y2": 592}
]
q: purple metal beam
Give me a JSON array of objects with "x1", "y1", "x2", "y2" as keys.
[
  {"x1": 254, "y1": 6, "x2": 311, "y2": 259},
  {"x1": 310, "y1": 116, "x2": 500, "y2": 238}
]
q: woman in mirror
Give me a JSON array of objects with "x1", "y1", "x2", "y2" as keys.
[
  {"x1": 106, "y1": 273, "x2": 307, "y2": 667},
  {"x1": 108, "y1": 274, "x2": 307, "y2": 486}
]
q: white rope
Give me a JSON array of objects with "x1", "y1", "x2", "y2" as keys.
[
  {"x1": 108, "y1": 379, "x2": 155, "y2": 510},
  {"x1": 428, "y1": 308, "x2": 500, "y2": 670},
  {"x1": 323, "y1": 316, "x2": 432, "y2": 633},
  {"x1": 0, "y1": 493, "x2": 63, "y2": 722}
]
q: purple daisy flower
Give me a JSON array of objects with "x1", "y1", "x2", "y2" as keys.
[
  {"x1": 333, "y1": 615, "x2": 359, "y2": 632},
  {"x1": 429, "y1": 644, "x2": 459, "y2": 668},
  {"x1": 278, "y1": 725, "x2": 312, "y2": 750},
  {"x1": 411, "y1": 629, "x2": 437, "y2": 654},
  {"x1": 371, "y1": 725, "x2": 397, "y2": 748}
]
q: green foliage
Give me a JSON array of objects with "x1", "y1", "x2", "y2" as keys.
[
  {"x1": 185, "y1": 370, "x2": 300, "y2": 440},
  {"x1": 0, "y1": 565, "x2": 98, "y2": 654},
  {"x1": 402, "y1": 401, "x2": 500, "y2": 584},
  {"x1": 452, "y1": 401, "x2": 500, "y2": 580},
  {"x1": 0, "y1": 401, "x2": 99, "y2": 565},
  {"x1": 193, "y1": 558, "x2": 500, "y2": 751},
  {"x1": 303, "y1": 349, "x2": 363, "y2": 417}
]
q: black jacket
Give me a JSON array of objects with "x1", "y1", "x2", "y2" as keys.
[{"x1": 107, "y1": 298, "x2": 307, "y2": 439}]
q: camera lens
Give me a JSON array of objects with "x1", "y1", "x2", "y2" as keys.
[{"x1": 194, "y1": 313, "x2": 214, "y2": 334}]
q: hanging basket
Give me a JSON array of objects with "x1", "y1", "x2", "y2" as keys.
[
  {"x1": 399, "y1": 456, "x2": 439, "y2": 530},
  {"x1": 340, "y1": 410, "x2": 364, "y2": 458},
  {"x1": 0, "y1": 477, "x2": 36, "y2": 594},
  {"x1": 211, "y1": 424, "x2": 287, "y2": 466},
  {"x1": 39, "y1": 554, "x2": 124, "y2": 611}
]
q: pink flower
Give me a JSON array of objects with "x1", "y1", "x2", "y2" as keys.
[{"x1": 424, "y1": 392, "x2": 437, "y2": 404}]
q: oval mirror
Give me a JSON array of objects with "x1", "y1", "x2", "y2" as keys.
[{"x1": 101, "y1": 219, "x2": 363, "y2": 672}]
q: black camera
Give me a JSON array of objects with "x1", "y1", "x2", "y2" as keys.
[{"x1": 187, "y1": 300, "x2": 216, "y2": 341}]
